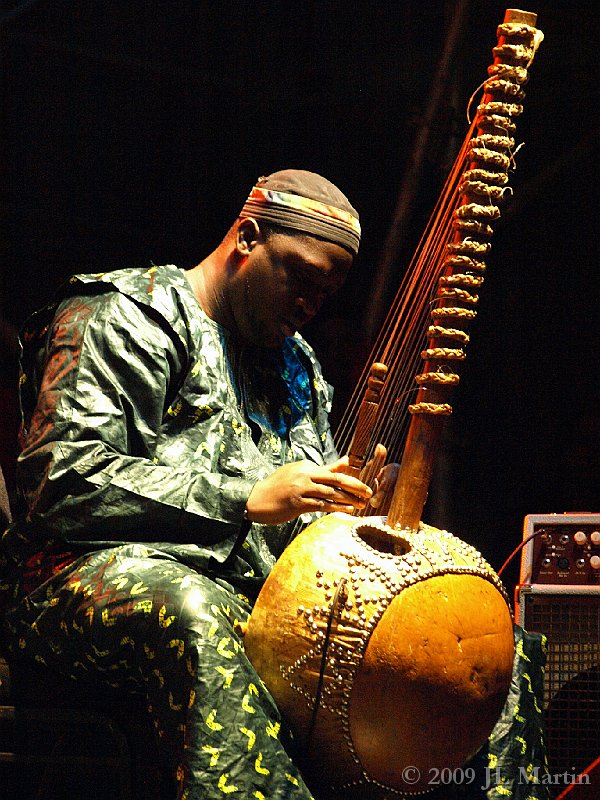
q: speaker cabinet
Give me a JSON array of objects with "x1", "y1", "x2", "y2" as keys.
[{"x1": 517, "y1": 584, "x2": 599, "y2": 782}]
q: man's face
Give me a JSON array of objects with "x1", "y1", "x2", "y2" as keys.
[{"x1": 231, "y1": 228, "x2": 354, "y2": 348}]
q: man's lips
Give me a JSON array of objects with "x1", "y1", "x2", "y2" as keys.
[
  {"x1": 282, "y1": 314, "x2": 310, "y2": 335},
  {"x1": 281, "y1": 320, "x2": 297, "y2": 337}
]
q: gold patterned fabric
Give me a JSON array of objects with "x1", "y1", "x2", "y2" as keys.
[{"x1": 2, "y1": 544, "x2": 316, "y2": 799}]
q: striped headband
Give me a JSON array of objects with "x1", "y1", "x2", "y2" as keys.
[{"x1": 240, "y1": 185, "x2": 361, "y2": 255}]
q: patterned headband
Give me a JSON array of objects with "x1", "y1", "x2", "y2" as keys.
[{"x1": 240, "y1": 186, "x2": 361, "y2": 255}]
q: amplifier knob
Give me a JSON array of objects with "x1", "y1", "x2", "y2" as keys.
[
  {"x1": 590, "y1": 530, "x2": 600, "y2": 546},
  {"x1": 574, "y1": 530, "x2": 587, "y2": 545},
  {"x1": 590, "y1": 555, "x2": 600, "y2": 570}
]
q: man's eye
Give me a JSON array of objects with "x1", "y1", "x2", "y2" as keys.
[{"x1": 290, "y1": 267, "x2": 309, "y2": 286}]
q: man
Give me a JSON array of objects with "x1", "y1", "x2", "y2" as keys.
[{"x1": 0, "y1": 169, "x2": 395, "y2": 799}]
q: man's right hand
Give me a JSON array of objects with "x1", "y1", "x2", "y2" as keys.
[{"x1": 244, "y1": 457, "x2": 373, "y2": 525}]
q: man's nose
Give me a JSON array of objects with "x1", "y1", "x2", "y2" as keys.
[{"x1": 296, "y1": 290, "x2": 327, "y2": 317}]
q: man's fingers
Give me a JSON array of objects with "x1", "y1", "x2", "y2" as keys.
[
  {"x1": 302, "y1": 470, "x2": 372, "y2": 510},
  {"x1": 373, "y1": 443, "x2": 387, "y2": 460},
  {"x1": 308, "y1": 497, "x2": 363, "y2": 515},
  {"x1": 313, "y1": 470, "x2": 373, "y2": 501},
  {"x1": 328, "y1": 456, "x2": 350, "y2": 474},
  {"x1": 369, "y1": 490, "x2": 382, "y2": 509},
  {"x1": 360, "y1": 443, "x2": 386, "y2": 487}
]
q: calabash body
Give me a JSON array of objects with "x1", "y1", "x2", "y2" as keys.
[{"x1": 244, "y1": 513, "x2": 514, "y2": 797}]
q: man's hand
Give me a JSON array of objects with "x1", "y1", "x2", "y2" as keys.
[
  {"x1": 361, "y1": 443, "x2": 399, "y2": 515},
  {"x1": 245, "y1": 457, "x2": 373, "y2": 525}
]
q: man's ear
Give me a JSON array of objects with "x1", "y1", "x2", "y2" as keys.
[{"x1": 235, "y1": 218, "x2": 261, "y2": 256}]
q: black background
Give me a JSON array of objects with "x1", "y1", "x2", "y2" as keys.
[{"x1": 1, "y1": 0, "x2": 598, "y2": 597}]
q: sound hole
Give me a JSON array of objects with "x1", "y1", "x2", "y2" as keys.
[{"x1": 355, "y1": 524, "x2": 411, "y2": 556}]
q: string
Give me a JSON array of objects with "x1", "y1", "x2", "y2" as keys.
[
  {"x1": 334, "y1": 17, "x2": 542, "y2": 505},
  {"x1": 335, "y1": 121, "x2": 475, "y2": 465}
]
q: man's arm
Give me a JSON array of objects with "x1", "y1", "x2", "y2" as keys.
[{"x1": 18, "y1": 291, "x2": 254, "y2": 546}]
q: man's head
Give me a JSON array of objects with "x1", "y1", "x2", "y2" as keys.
[
  {"x1": 225, "y1": 169, "x2": 360, "y2": 348},
  {"x1": 239, "y1": 169, "x2": 361, "y2": 257}
]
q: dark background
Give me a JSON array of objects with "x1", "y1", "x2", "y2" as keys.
[{"x1": 1, "y1": 0, "x2": 598, "y2": 597}]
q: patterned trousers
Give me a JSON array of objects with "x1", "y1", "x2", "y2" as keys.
[{"x1": 2, "y1": 544, "x2": 316, "y2": 800}]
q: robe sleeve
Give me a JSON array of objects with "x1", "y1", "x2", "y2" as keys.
[{"x1": 18, "y1": 291, "x2": 255, "y2": 552}]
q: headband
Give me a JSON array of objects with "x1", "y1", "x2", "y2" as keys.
[{"x1": 240, "y1": 185, "x2": 361, "y2": 255}]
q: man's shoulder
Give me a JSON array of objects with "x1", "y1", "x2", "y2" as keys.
[
  {"x1": 71, "y1": 265, "x2": 189, "y2": 306},
  {"x1": 64, "y1": 265, "x2": 197, "y2": 334},
  {"x1": 21, "y1": 266, "x2": 198, "y2": 355}
]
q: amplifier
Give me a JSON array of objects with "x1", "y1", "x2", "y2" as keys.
[
  {"x1": 519, "y1": 513, "x2": 600, "y2": 586},
  {"x1": 516, "y1": 514, "x2": 600, "y2": 788}
]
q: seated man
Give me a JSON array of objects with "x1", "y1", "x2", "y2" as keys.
[{"x1": 0, "y1": 169, "x2": 395, "y2": 799}]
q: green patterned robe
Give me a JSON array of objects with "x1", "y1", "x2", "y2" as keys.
[{"x1": 1, "y1": 264, "x2": 337, "y2": 799}]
